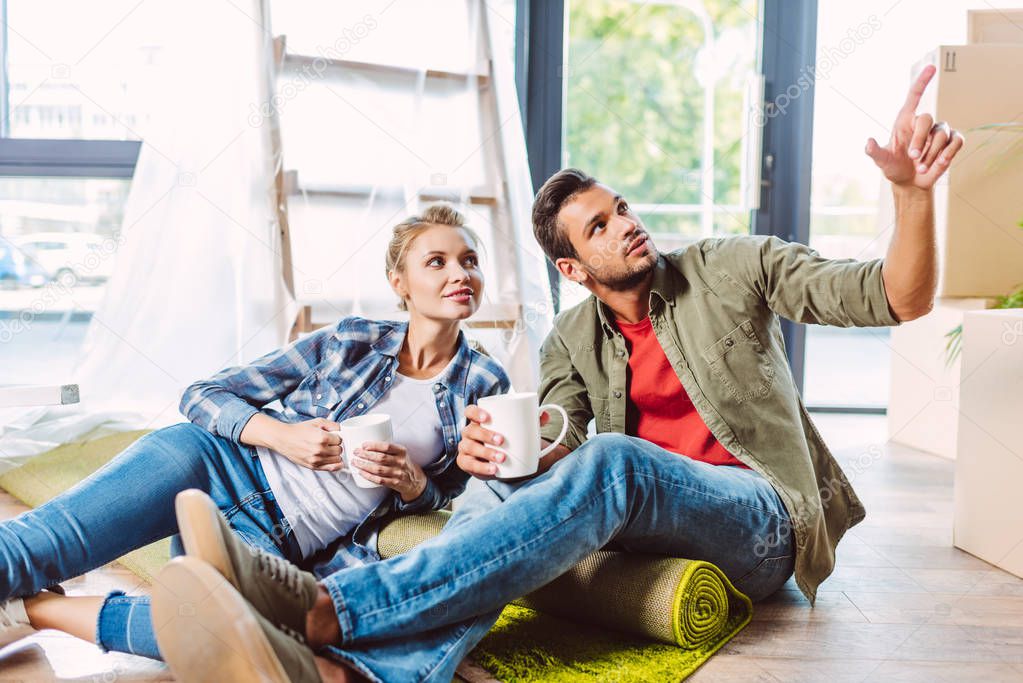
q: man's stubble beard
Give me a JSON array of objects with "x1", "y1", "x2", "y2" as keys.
[{"x1": 583, "y1": 251, "x2": 658, "y2": 293}]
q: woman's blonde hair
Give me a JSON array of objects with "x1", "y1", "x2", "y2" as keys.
[{"x1": 386, "y1": 203, "x2": 483, "y2": 311}]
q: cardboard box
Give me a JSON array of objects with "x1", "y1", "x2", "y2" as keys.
[
  {"x1": 914, "y1": 45, "x2": 1023, "y2": 298},
  {"x1": 888, "y1": 297, "x2": 994, "y2": 459},
  {"x1": 968, "y1": 9, "x2": 1023, "y2": 44},
  {"x1": 953, "y1": 309, "x2": 1023, "y2": 579}
]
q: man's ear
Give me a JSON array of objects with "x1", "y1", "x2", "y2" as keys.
[{"x1": 556, "y1": 257, "x2": 589, "y2": 285}]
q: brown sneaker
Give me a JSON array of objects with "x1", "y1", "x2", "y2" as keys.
[
  {"x1": 174, "y1": 489, "x2": 319, "y2": 637},
  {"x1": 151, "y1": 556, "x2": 321, "y2": 683}
]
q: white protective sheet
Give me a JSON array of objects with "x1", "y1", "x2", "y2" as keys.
[{"x1": 0, "y1": 0, "x2": 550, "y2": 469}]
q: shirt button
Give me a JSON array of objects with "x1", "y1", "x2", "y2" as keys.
[
  {"x1": 725, "y1": 338, "x2": 734, "y2": 348},
  {"x1": 357, "y1": 402, "x2": 365, "y2": 409},
  {"x1": 448, "y1": 437, "x2": 455, "y2": 444},
  {"x1": 316, "y1": 393, "x2": 323, "y2": 400},
  {"x1": 614, "y1": 391, "x2": 622, "y2": 399},
  {"x1": 385, "y1": 376, "x2": 392, "y2": 382},
  {"x1": 434, "y1": 383, "x2": 442, "y2": 391}
]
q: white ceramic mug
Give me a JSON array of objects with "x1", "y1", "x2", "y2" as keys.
[
  {"x1": 332, "y1": 413, "x2": 392, "y2": 489},
  {"x1": 476, "y1": 392, "x2": 569, "y2": 479}
]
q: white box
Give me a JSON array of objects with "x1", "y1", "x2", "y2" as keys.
[
  {"x1": 953, "y1": 309, "x2": 1023, "y2": 579},
  {"x1": 888, "y1": 297, "x2": 994, "y2": 459}
]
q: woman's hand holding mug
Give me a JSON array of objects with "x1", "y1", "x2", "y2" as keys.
[
  {"x1": 271, "y1": 418, "x2": 344, "y2": 471},
  {"x1": 352, "y1": 441, "x2": 427, "y2": 502}
]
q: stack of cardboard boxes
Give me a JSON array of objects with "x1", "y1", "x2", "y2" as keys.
[
  {"x1": 887, "y1": 10, "x2": 1023, "y2": 461},
  {"x1": 887, "y1": 10, "x2": 1023, "y2": 580}
]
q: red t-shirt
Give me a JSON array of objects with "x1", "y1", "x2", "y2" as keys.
[{"x1": 616, "y1": 316, "x2": 749, "y2": 468}]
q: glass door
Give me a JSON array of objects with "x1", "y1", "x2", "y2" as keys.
[{"x1": 561, "y1": 0, "x2": 762, "y2": 308}]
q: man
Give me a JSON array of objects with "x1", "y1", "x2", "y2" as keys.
[{"x1": 151, "y1": 65, "x2": 962, "y2": 682}]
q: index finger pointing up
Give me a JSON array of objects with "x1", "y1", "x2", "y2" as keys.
[{"x1": 900, "y1": 64, "x2": 936, "y2": 117}]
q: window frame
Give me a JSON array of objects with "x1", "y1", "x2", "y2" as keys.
[
  {"x1": 515, "y1": 0, "x2": 566, "y2": 313},
  {"x1": 752, "y1": 0, "x2": 818, "y2": 396}
]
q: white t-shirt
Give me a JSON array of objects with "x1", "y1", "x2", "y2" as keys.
[{"x1": 257, "y1": 370, "x2": 446, "y2": 558}]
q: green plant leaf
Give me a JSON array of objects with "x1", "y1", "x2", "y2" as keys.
[{"x1": 943, "y1": 323, "x2": 963, "y2": 366}]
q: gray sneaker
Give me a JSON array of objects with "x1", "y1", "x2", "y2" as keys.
[
  {"x1": 151, "y1": 556, "x2": 321, "y2": 683},
  {"x1": 0, "y1": 597, "x2": 34, "y2": 649},
  {"x1": 1, "y1": 586, "x2": 68, "y2": 649},
  {"x1": 174, "y1": 489, "x2": 319, "y2": 637}
]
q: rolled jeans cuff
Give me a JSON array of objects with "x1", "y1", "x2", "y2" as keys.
[
  {"x1": 323, "y1": 578, "x2": 355, "y2": 647},
  {"x1": 95, "y1": 590, "x2": 162, "y2": 660}
]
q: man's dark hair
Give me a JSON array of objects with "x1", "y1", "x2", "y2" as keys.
[{"x1": 531, "y1": 168, "x2": 596, "y2": 263}]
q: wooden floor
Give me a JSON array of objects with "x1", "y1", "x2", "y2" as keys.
[{"x1": 2, "y1": 415, "x2": 1022, "y2": 682}]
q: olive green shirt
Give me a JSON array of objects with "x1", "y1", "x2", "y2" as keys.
[{"x1": 538, "y1": 235, "x2": 901, "y2": 605}]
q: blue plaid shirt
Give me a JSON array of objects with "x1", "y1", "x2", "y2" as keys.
[{"x1": 179, "y1": 316, "x2": 510, "y2": 567}]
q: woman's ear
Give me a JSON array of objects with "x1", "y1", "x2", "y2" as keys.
[{"x1": 388, "y1": 269, "x2": 408, "y2": 300}]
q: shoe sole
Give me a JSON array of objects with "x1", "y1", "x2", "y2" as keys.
[
  {"x1": 151, "y1": 556, "x2": 288, "y2": 683},
  {"x1": 176, "y1": 489, "x2": 240, "y2": 589}
]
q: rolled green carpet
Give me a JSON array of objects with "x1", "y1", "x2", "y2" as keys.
[{"x1": 377, "y1": 511, "x2": 752, "y2": 648}]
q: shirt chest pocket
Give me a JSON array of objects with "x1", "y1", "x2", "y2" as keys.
[
  {"x1": 702, "y1": 319, "x2": 775, "y2": 404},
  {"x1": 307, "y1": 372, "x2": 342, "y2": 418}
]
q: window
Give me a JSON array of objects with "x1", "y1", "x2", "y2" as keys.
[
  {"x1": 0, "y1": 177, "x2": 130, "y2": 385},
  {"x1": 561, "y1": 0, "x2": 761, "y2": 307},
  {"x1": 0, "y1": 0, "x2": 148, "y2": 383}
]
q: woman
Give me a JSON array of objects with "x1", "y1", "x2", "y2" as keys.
[{"x1": 0, "y1": 204, "x2": 509, "y2": 662}]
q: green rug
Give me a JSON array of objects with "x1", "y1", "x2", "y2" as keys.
[
  {"x1": 476, "y1": 605, "x2": 735, "y2": 682},
  {"x1": 0, "y1": 431, "x2": 751, "y2": 681}
]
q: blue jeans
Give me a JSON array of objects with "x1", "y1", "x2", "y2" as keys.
[
  {"x1": 0, "y1": 422, "x2": 299, "y2": 659},
  {"x1": 318, "y1": 433, "x2": 795, "y2": 683}
]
